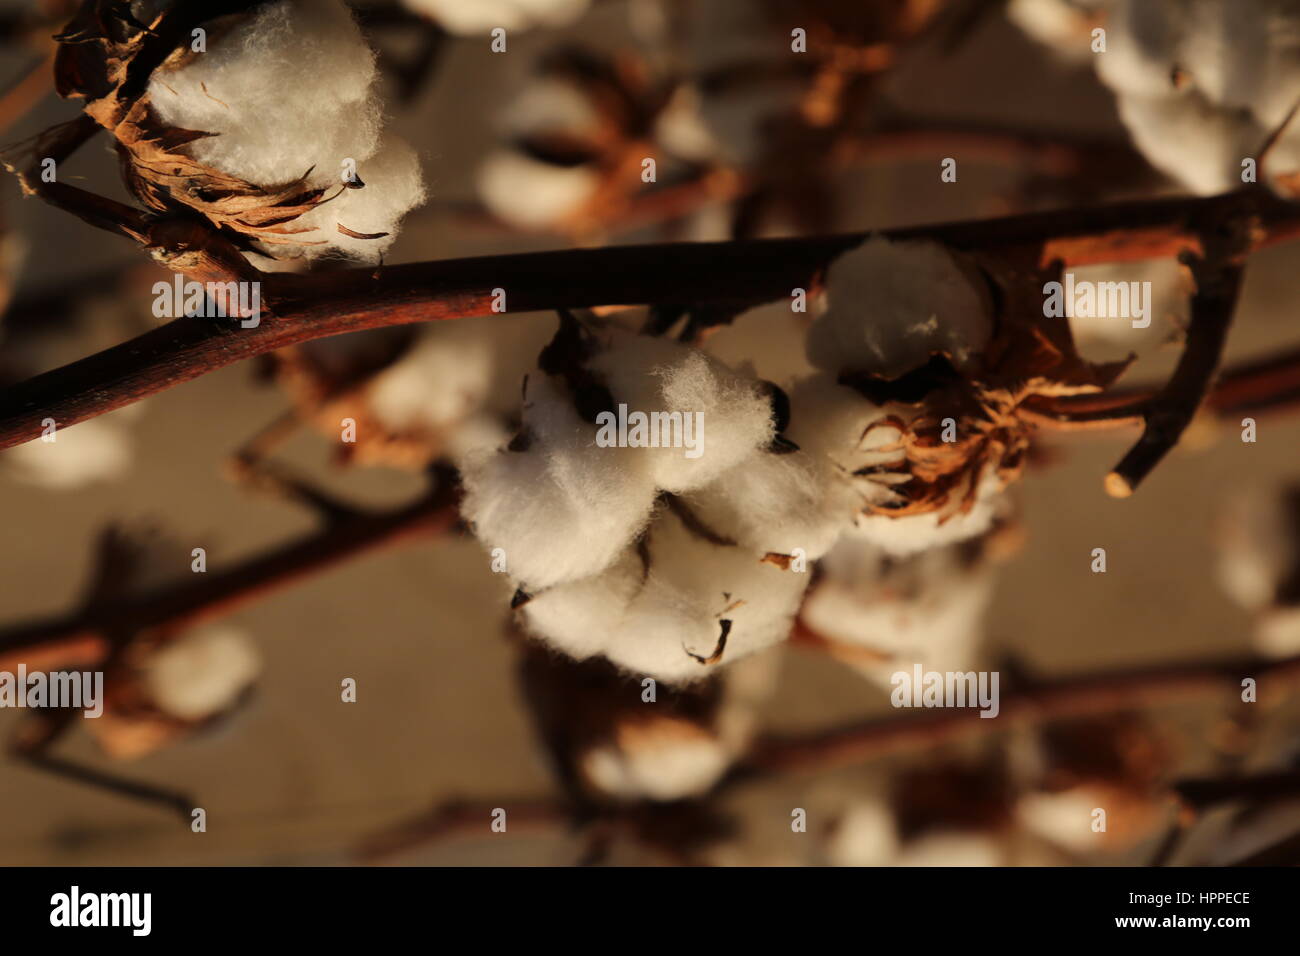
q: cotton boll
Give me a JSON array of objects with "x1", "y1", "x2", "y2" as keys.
[
  {"x1": 808, "y1": 237, "x2": 993, "y2": 379},
  {"x1": 682, "y1": 449, "x2": 847, "y2": 560},
  {"x1": 366, "y1": 325, "x2": 495, "y2": 436},
  {"x1": 783, "y1": 374, "x2": 908, "y2": 488},
  {"x1": 801, "y1": 537, "x2": 994, "y2": 686},
  {"x1": 1065, "y1": 258, "x2": 1191, "y2": 363},
  {"x1": 847, "y1": 465, "x2": 1005, "y2": 557},
  {"x1": 286, "y1": 137, "x2": 427, "y2": 262},
  {"x1": 142, "y1": 626, "x2": 261, "y2": 721},
  {"x1": 1110, "y1": 90, "x2": 1256, "y2": 195},
  {"x1": 462, "y1": 375, "x2": 657, "y2": 589},
  {"x1": 146, "y1": 0, "x2": 425, "y2": 260},
  {"x1": 0, "y1": 411, "x2": 134, "y2": 490},
  {"x1": 149, "y1": 0, "x2": 381, "y2": 185},
  {"x1": 477, "y1": 148, "x2": 601, "y2": 230},
  {"x1": 609, "y1": 509, "x2": 809, "y2": 683},
  {"x1": 590, "y1": 335, "x2": 776, "y2": 493},
  {"x1": 1255, "y1": 607, "x2": 1300, "y2": 657},
  {"x1": 499, "y1": 76, "x2": 604, "y2": 142},
  {"x1": 403, "y1": 0, "x2": 590, "y2": 34},
  {"x1": 521, "y1": 546, "x2": 650, "y2": 661}
]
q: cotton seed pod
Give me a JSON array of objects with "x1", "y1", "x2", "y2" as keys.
[{"x1": 54, "y1": 0, "x2": 425, "y2": 261}]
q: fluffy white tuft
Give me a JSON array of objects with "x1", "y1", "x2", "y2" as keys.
[
  {"x1": 0, "y1": 411, "x2": 135, "y2": 490},
  {"x1": 808, "y1": 237, "x2": 993, "y2": 378},
  {"x1": 148, "y1": 0, "x2": 424, "y2": 261},
  {"x1": 142, "y1": 625, "x2": 261, "y2": 721}
]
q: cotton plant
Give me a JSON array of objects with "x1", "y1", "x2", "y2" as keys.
[
  {"x1": 1080, "y1": 0, "x2": 1300, "y2": 196},
  {"x1": 56, "y1": 0, "x2": 426, "y2": 263}
]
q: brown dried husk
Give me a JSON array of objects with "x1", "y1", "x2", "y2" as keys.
[
  {"x1": 843, "y1": 255, "x2": 1132, "y2": 524},
  {"x1": 53, "y1": 1, "x2": 341, "y2": 251}
]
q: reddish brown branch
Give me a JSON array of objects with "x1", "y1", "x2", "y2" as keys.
[
  {"x1": 0, "y1": 477, "x2": 462, "y2": 672},
  {"x1": 3, "y1": 188, "x2": 1300, "y2": 452},
  {"x1": 747, "y1": 652, "x2": 1300, "y2": 775}
]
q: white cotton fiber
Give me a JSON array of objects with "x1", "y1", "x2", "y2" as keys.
[
  {"x1": 591, "y1": 334, "x2": 776, "y2": 493},
  {"x1": 895, "y1": 830, "x2": 1003, "y2": 867},
  {"x1": 580, "y1": 724, "x2": 733, "y2": 802},
  {"x1": 800, "y1": 536, "x2": 994, "y2": 685},
  {"x1": 461, "y1": 376, "x2": 657, "y2": 590},
  {"x1": 476, "y1": 148, "x2": 600, "y2": 230},
  {"x1": 682, "y1": 448, "x2": 847, "y2": 560},
  {"x1": 1095, "y1": 0, "x2": 1300, "y2": 195},
  {"x1": 1217, "y1": 490, "x2": 1294, "y2": 611},
  {"x1": 1006, "y1": 0, "x2": 1105, "y2": 62},
  {"x1": 366, "y1": 325, "x2": 495, "y2": 436},
  {"x1": 807, "y1": 237, "x2": 993, "y2": 378},
  {"x1": 523, "y1": 507, "x2": 808, "y2": 683},
  {"x1": 147, "y1": 0, "x2": 425, "y2": 260},
  {"x1": 846, "y1": 466, "x2": 1005, "y2": 557},
  {"x1": 1065, "y1": 258, "x2": 1190, "y2": 363},
  {"x1": 826, "y1": 798, "x2": 901, "y2": 867},
  {"x1": 0, "y1": 410, "x2": 135, "y2": 490},
  {"x1": 403, "y1": 0, "x2": 591, "y2": 34},
  {"x1": 142, "y1": 625, "x2": 261, "y2": 721}
]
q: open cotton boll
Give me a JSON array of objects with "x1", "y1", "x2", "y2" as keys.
[
  {"x1": 1065, "y1": 258, "x2": 1191, "y2": 363},
  {"x1": 403, "y1": 0, "x2": 590, "y2": 33},
  {"x1": 800, "y1": 536, "x2": 994, "y2": 684},
  {"x1": 149, "y1": 0, "x2": 381, "y2": 185},
  {"x1": 808, "y1": 237, "x2": 993, "y2": 378},
  {"x1": 142, "y1": 626, "x2": 261, "y2": 722},
  {"x1": 682, "y1": 449, "x2": 847, "y2": 560},
  {"x1": 0, "y1": 411, "x2": 134, "y2": 490},
  {"x1": 1109, "y1": 91, "x2": 1257, "y2": 195},
  {"x1": 848, "y1": 465, "x2": 1005, "y2": 557},
  {"x1": 462, "y1": 376, "x2": 657, "y2": 590},
  {"x1": 1016, "y1": 789, "x2": 1106, "y2": 854},
  {"x1": 611, "y1": 509, "x2": 809, "y2": 683},
  {"x1": 477, "y1": 149, "x2": 601, "y2": 230},
  {"x1": 521, "y1": 546, "x2": 650, "y2": 661},
  {"x1": 147, "y1": 0, "x2": 425, "y2": 260},
  {"x1": 285, "y1": 137, "x2": 427, "y2": 261},
  {"x1": 366, "y1": 324, "x2": 495, "y2": 436},
  {"x1": 590, "y1": 335, "x2": 776, "y2": 493}
]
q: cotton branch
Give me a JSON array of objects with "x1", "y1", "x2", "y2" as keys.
[
  {"x1": 0, "y1": 471, "x2": 461, "y2": 673},
  {"x1": 4, "y1": 184, "x2": 1300, "y2": 455},
  {"x1": 746, "y1": 652, "x2": 1300, "y2": 775}
]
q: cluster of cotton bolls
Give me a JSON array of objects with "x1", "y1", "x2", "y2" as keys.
[
  {"x1": 1217, "y1": 488, "x2": 1300, "y2": 657},
  {"x1": 146, "y1": 0, "x2": 425, "y2": 262},
  {"x1": 788, "y1": 235, "x2": 1008, "y2": 555},
  {"x1": 403, "y1": 0, "x2": 590, "y2": 34},
  {"x1": 463, "y1": 320, "x2": 845, "y2": 683},
  {"x1": 461, "y1": 235, "x2": 1017, "y2": 683},
  {"x1": 1081, "y1": 0, "x2": 1300, "y2": 196}
]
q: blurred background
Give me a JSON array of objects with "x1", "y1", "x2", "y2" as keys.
[{"x1": 1, "y1": 0, "x2": 1299, "y2": 866}]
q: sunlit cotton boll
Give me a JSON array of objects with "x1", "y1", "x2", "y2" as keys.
[
  {"x1": 807, "y1": 237, "x2": 993, "y2": 379},
  {"x1": 148, "y1": 0, "x2": 425, "y2": 261},
  {"x1": 461, "y1": 375, "x2": 658, "y2": 591},
  {"x1": 141, "y1": 626, "x2": 261, "y2": 722},
  {"x1": 0, "y1": 408, "x2": 137, "y2": 490},
  {"x1": 403, "y1": 0, "x2": 591, "y2": 34},
  {"x1": 590, "y1": 335, "x2": 776, "y2": 493},
  {"x1": 1094, "y1": 0, "x2": 1300, "y2": 195},
  {"x1": 523, "y1": 507, "x2": 809, "y2": 683}
]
